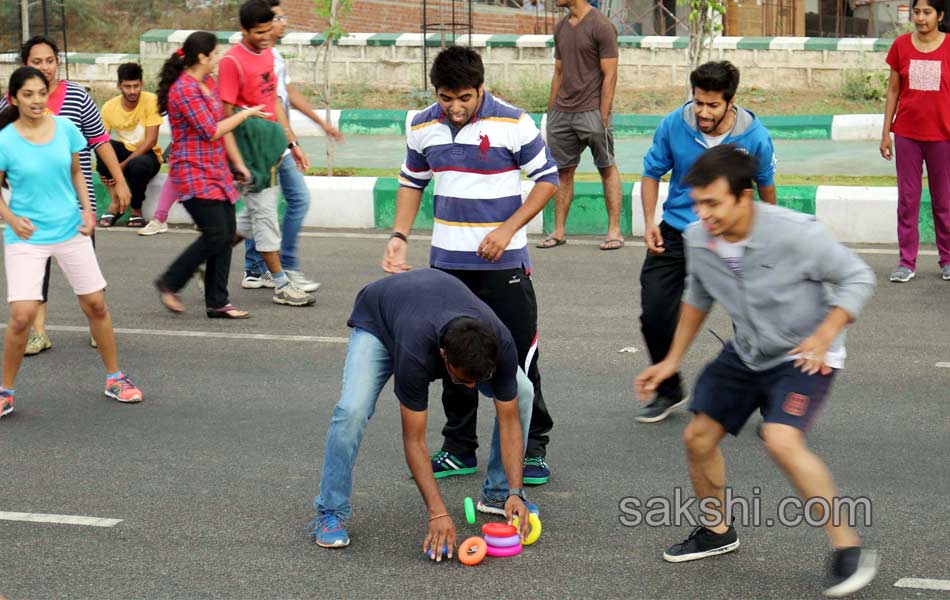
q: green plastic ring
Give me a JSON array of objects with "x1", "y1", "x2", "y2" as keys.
[{"x1": 464, "y1": 496, "x2": 476, "y2": 525}]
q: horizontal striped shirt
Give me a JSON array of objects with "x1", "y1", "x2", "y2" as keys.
[
  {"x1": 400, "y1": 92, "x2": 559, "y2": 270},
  {"x1": 2, "y1": 80, "x2": 109, "y2": 211}
]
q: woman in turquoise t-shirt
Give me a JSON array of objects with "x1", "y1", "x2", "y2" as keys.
[{"x1": 0, "y1": 67, "x2": 144, "y2": 420}]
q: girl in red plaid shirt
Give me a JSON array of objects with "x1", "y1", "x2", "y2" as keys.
[{"x1": 153, "y1": 32, "x2": 268, "y2": 319}]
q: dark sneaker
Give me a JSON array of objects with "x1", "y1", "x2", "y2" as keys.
[
  {"x1": 306, "y1": 512, "x2": 350, "y2": 548},
  {"x1": 637, "y1": 393, "x2": 688, "y2": 423},
  {"x1": 662, "y1": 525, "x2": 740, "y2": 563},
  {"x1": 824, "y1": 547, "x2": 878, "y2": 597},
  {"x1": 523, "y1": 456, "x2": 551, "y2": 485},
  {"x1": 431, "y1": 451, "x2": 477, "y2": 479},
  {"x1": 476, "y1": 495, "x2": 507, "y2": 517}
]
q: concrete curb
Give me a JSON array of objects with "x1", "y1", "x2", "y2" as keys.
[
  {"x1": 125, "y1": 175, "x2": 925, "y2": 245},
  {"x1": 140, "y1": 30, "x2": 896, "y2": 52}
]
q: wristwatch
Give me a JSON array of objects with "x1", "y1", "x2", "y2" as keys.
[{"x1": 507, "y1": 488, "x2": 527, "y2": 502}]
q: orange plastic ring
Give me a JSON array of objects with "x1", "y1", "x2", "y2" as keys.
[{"x1": 458, "y1": 536, "x2": 488, "y2": 566}]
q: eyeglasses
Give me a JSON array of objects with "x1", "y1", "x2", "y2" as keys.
[
  {"x1": 274, "y1": 15, "x2": 288, "y2": 22},
  {"x1": 447, "y1": 365, "x2": 495, "y2": 386}
]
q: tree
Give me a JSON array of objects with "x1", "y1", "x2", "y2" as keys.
[
  {"x1": 313, "y1": 0, "x2": 352, "y2": 176},
  {"x1": 682, "y1": 0, "x2": 725, "y2": 93}
]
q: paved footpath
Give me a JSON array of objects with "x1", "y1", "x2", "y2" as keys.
[{"x1": 0, "y1": 228, "x2": 947, "y2": 599}]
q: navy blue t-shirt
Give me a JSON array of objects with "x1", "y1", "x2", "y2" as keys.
[{"x1": 347, "y1": 269, "x2": 520, "y2": 411}]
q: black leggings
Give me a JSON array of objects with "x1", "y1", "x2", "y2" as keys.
[
  {"x1": 437, "y1": 266, "x2": 554, "y2": 458},
  {"x1": 157, "y1": 198, "x2": 236, "y2": 309}
]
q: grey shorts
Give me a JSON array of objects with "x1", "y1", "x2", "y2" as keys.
[
  {"x1": 546, "y1": 109, "x2": 615, "y2": 170},
  {"x1": 236, "y1": 186, "x2": 281, "y2": 253}
]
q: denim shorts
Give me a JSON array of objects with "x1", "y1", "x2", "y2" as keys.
[{"x1": 690, "y1": 343, "x2": 835, "y2": 436}]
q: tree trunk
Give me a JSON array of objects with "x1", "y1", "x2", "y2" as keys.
[{"x1": 323, "y1": 0, "x2": 338, "y2": 177}]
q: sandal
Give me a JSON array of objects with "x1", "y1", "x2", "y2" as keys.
[
  {"x1": 536, "y1": 236, "x2": 566, "y2": 249},
  {"x1": 127, "y1": 216, "x2": 146, "y2": 228},
  {"x1": 600, "y1": 238, "x2": 625, "y2": 251},
  {"x1": 207, "y1": 304, "x2": 250, "y2": 319},
  {"x1": 98, "y1": 212, "x2": 118, "y2": 227},
  {"x1": 154, "y1": 281, "x2": 185, "y2": 314}
]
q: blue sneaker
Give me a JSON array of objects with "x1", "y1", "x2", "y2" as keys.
[
  {"x1": 306, "y1": 512, "x2": 350, "y2": 548},
  {"x1": 523, "y1": 456, "x2": 551, "y2": 485},
  {"x1": 431, "y1": 450, "x2": 477, "y2": 479}
]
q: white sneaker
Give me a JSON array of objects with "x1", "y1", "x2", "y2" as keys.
[
  {"x1": 138, "y1": 220, "x2": 168, "y2": 236},
  {"x1": 272, "y1": 282, "x2": 316, "y2": 306},
  {"x1": 242, "y1": 271, "x2": 275, "y2": 289},
  {"x1": 286, "y1": 270, "x2": 321, "y2": 292}
]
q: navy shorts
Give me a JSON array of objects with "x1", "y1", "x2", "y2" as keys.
[{"x1": 689, "y1": 343, "x2": 835, "y2": 436}]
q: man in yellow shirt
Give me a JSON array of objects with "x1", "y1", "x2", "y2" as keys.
[{"x1": 97, "y1": 63, "x2": 163, "y2": 228}]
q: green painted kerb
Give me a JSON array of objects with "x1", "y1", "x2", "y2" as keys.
[
  {"x1": 542, "y1": 182, "x2": 634, "y2": 236},
  {"x1": 373, "y1": 178, "x2": 434, "y2": 229},
  {"x1": 340, "y1": 110, "x2": 408, "y2": 135},
  {"x1": 760, "y1": 115, "x2": 833, "y2": 140}
]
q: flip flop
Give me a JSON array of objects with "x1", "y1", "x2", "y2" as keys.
[
  {"x1": 155, "y1": 281, "x2": 185, "y2": 314},
  {"x1": 127, "y1": 216, "x2": 146, "y2": 228},
  {"x1": 207, "y1": 304, "x2": 251, "y2": 319},
  {"x1": 98, "y1": 212, "x2": 118, "y2": 227},
  {"x1": 536, "y1": 236, "x2": 566, "y2": 249},
  {"x1": 600, "y1": 238, "x2": 625, "y2": 251}
]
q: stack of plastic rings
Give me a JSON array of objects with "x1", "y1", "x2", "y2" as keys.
[
  {"x1": 481, "y1": 523, "x2": 523, "y2": 557},
  {"x1": 511, "y1": 508, "x2": 542, "y2": 546}
]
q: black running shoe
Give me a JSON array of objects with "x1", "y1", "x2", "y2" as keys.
[
  {"x1": 637, "y1": 393, "x2": 688, "y2": 423},
  {"x1": 663, "y1": 525, "x2": 740, "y2": 563},
  {"x1": 824, "y1": 547, "x2": 879, "y2": 597}
]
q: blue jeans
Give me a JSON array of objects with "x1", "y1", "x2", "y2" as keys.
[
  {"x1": 315, "y1": 328, "x2": 533, "y2": 520},
  {"x1": 244, "y1": 158, "x2": 310, "y2": 273}
]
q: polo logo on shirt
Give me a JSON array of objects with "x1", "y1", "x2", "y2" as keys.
[
  {"x1": 783, "y1": 392, "x2": 809, "y2": 417},
  {"x1": 478, "y1": 133, "x2": 491, "y2": 155},
  {"x1": 910, "y1": 59, "x2": 941, "y2": 91}
]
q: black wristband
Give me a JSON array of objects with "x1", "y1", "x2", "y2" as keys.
[
  {"x1": 287, "y1": 140, "x2": 299, "y2": 149},
  {"x1": 390, "y1": 232, "x2": 408, "y2": 243}
]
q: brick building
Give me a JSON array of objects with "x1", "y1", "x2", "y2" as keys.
[{"x1": 283, "y1": 0, "x2": 560, "y2": 35}]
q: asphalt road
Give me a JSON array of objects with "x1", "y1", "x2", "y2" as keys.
[{"x1": 0, "y1": 228, "x2": 947, "y2": 599}]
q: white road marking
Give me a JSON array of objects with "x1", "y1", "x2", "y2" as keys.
[
  {"x1": 0, "y1": 511, "x2": 122, "y2": 527},
  {"x1": 893, "y1": 578, "x2": 950, "y2": 591},
  {"x1": 94, "y1": 227, "x2": 929, "y2": 255},
  {"x1": 0, "y1": 324, "x2": 349, "y2": 344},
  {"x1": 936, "y1": 362, "x2": 950, "y2": 368},
  {"x1": 618, "y1": 347, "x2": 639, "y2": 353}
]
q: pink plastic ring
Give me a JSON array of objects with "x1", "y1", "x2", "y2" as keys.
[
  {"x1": 485, "y1": 542, "x2": 523, "y2": 558},
  {"x1": 483, "y1": 533, "x2": 521, "y2": 547}
]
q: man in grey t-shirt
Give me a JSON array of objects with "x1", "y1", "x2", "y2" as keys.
[{"x1": 538, "y1": 0, "x2": 622, "y2": 251}]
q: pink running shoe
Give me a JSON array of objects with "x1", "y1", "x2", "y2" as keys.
[
  {"x1": 0, "y1": 390, "x2": 13, "y2": 420},
  {"x1": 104, "y1": 374, "x2": 143, "y2": 403}
]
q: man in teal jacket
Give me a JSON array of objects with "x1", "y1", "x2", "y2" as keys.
[
  {"x1": 637, "y1": 61, "x2": 777, "y2": 423},
  {"x1": 636, "y1": 145, "x2": 878, "y2": 598}
]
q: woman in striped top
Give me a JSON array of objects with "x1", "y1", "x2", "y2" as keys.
[{"x1": 0, "y1": 37, "x2": 131, "y2": 355}]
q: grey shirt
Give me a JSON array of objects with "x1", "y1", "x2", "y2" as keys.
[{"x1": 683, "y1": 203, "x2": 876, "y2": 371}]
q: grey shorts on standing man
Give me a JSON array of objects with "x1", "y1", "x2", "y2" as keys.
[{"x1": 546, "y1": 109, "x2": 615, "y2": 169}]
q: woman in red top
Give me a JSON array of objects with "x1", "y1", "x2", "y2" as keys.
[
  {"x1": 153, "y1": 31, "x2": 266, "y2": 319},
  {"x1": 881, "y1": 0, "x2": 950, "y2": 283}
]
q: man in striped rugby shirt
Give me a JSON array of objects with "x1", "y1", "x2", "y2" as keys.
[{"x1": 382, "y1": 46, "x2": 559, "y2": 504}]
